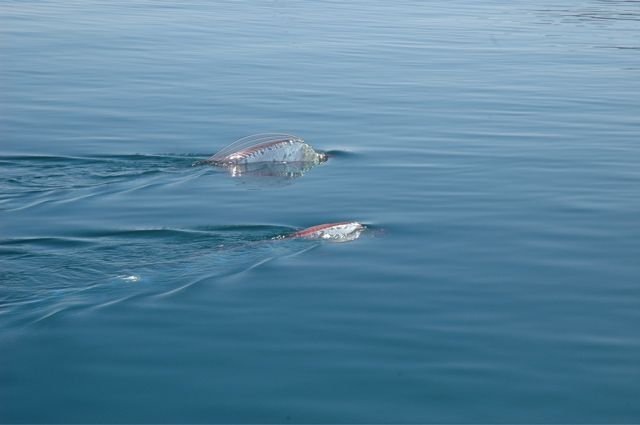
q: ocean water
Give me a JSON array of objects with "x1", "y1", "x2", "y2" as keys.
[{"x1": 1, "y1": 0, "x2": 640, "y2": 422}]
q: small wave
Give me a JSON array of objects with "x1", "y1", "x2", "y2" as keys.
[
  {"x1": 0, "y1": 153, "x2": 205, "y2": 212},
  {"x1": 0, "y1": 153, "x2": 206, "y2": 163},
  {"x1": 0, "y1": 236, "x2": 96, "y2": 249},
  {"x1": 0, "y1": 224, "x2": 314, "y2": 325}
]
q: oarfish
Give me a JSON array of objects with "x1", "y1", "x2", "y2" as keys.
[
  {"x1": 206, "y1": 133, "x2": 327, "y2": 166},
  {"x1": 290, "y1": 222, "x2": 365, "y2": 242}
]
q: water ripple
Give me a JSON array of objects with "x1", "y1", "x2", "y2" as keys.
[
  {"x1": 0, "y1": 224, "x2": 313, "y2": 326},
  {"x1": 0, "y1": 154, "x2": 206, "y2": 212}
]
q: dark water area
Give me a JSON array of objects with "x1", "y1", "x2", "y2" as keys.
[{"x1": 1, "y1": 0, "x2": 640, "y2": 422}]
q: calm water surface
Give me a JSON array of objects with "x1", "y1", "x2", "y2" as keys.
[{"x1": 1, "y1": 0, "x2": 640, "y2": 422}]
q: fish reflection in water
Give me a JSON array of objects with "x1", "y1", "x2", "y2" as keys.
[
  {"x1": 227, "y1": 161, "x2": 318, "y2": 179},
  {"x1": 205, "y1": 133, "x2": 327, "y2": 180}
]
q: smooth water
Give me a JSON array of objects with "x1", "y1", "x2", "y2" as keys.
[{"x1": 2, "y1": 1, "x2": 640, "y2": 422}]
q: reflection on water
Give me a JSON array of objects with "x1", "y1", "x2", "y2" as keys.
[{"x1": 225, "y1": 160, "x2": 324, "y2": 184}]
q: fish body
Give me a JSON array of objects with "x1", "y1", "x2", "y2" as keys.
[
  {"x1": 292, "y1": 222, "x2": 365, "y2": 242},
  {"x1": 207, "y1": 134, "x2": 326, "y2": 166}
]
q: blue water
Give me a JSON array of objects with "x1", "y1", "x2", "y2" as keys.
[{"x1": 2, "y1": 0, "x2": 640, "y2": 422}]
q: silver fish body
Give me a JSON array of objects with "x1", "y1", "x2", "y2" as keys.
[
  {"x1": 291, "y1": 222, "x2": 365, "y2": 242},
  {"x1": 207, "y1": 133, "x2": 326, "y2": 166}
]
